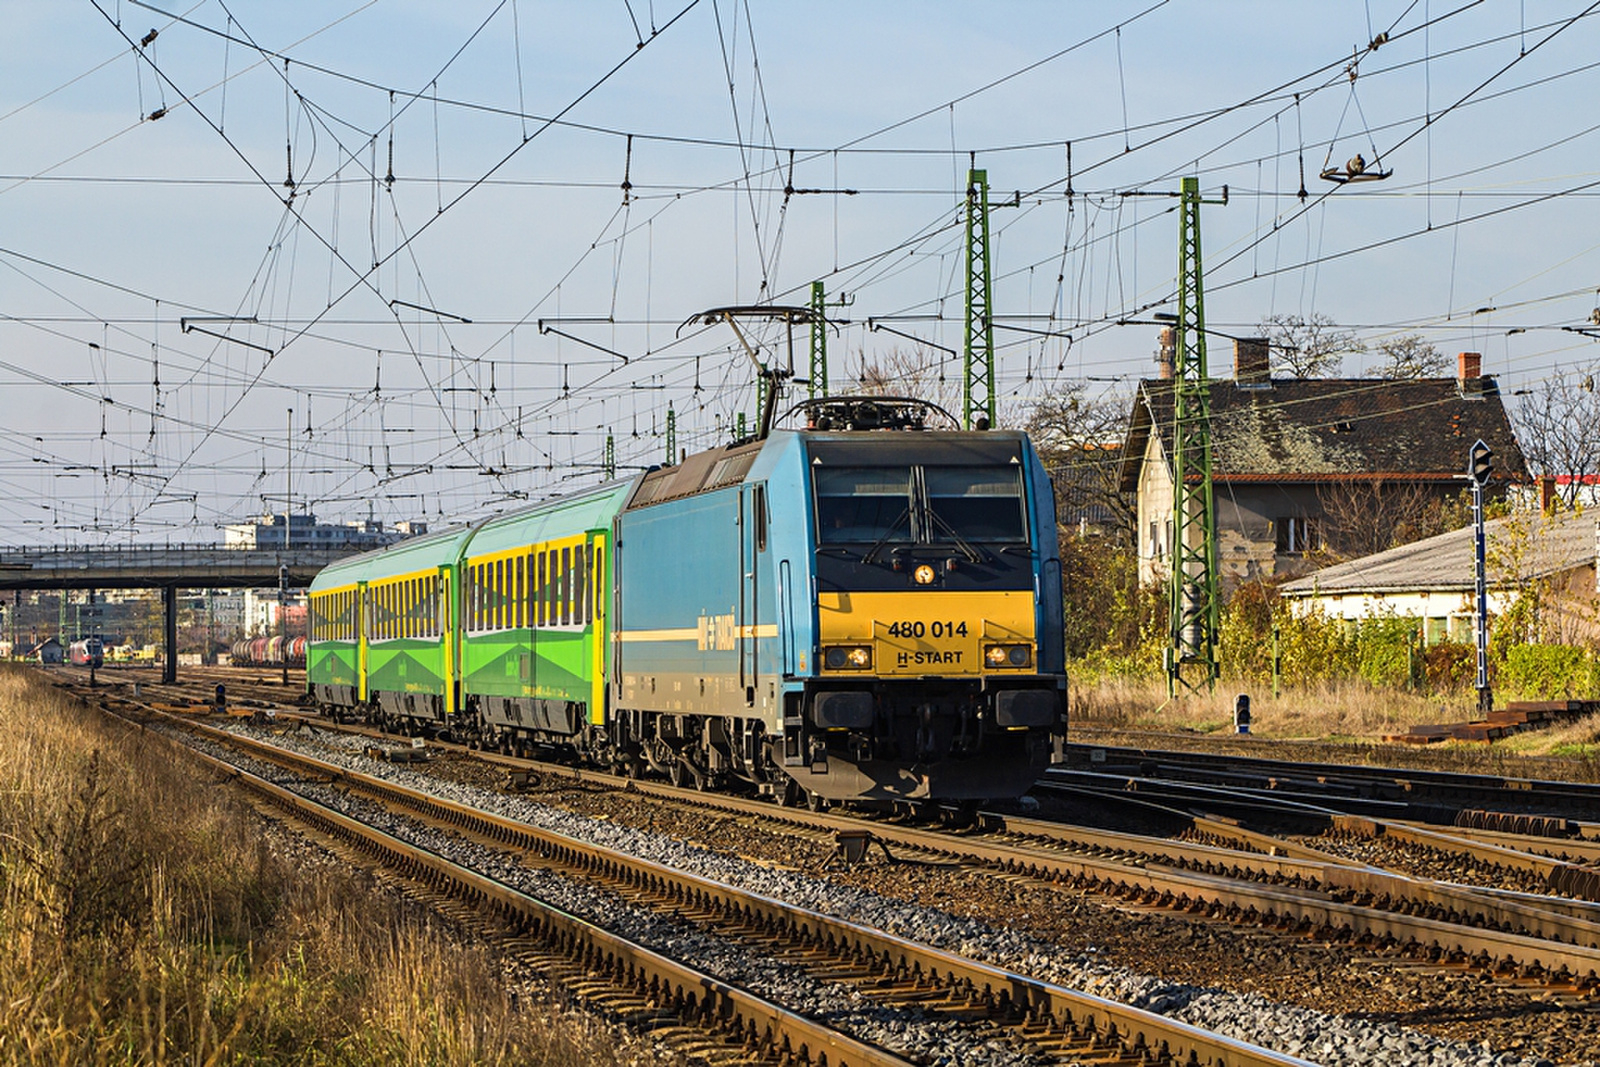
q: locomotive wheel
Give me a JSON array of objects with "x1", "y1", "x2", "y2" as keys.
[
  {"x1": 668, "y1": 759, "x2": 687, "y2": 788},
  {"x1": 805, "y1": 789, "x2": 829, "y2": 813}
]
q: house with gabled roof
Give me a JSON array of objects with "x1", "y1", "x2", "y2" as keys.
[
  {"x1": 1281, "y1": 507, "x2": 1599, "y2": 645},
  {"x1": 1117, "y1": 344, "x2": 1529, "y2": 587}
]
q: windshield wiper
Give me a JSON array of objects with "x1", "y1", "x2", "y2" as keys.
[
  {"x1": 925, "y1": 509, "x2": 985, "y2": 564},
  {"x1": 861, "y1": 506, "x2": 913, "y2": 564}
]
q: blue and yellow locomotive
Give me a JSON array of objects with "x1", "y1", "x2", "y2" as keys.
[{"x1": 308, "y1": 396, "x2": 1066, "y2": 805}]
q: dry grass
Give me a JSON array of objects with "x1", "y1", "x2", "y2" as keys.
[
  {"x1": 0, "y1": 665, "x2": 647, "y2": 1066},
  {"x1": 1073, "y1": 673, "x2": 1459, "y2": 739},
  {"x1": 1071, "y1": 671, "x2": 1600, "y2": 778}
]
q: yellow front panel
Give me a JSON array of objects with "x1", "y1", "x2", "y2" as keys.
[{"x1": 818, "y1": 591, "x2": 1035, "y2": 676}]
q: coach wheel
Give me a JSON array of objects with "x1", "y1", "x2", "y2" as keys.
[
  {"x1": 668, "y1": 759, "x2": 688, "y2": 788},
  {"x1": 777, "y1": 776, "x2": 802, "y2": 808}
]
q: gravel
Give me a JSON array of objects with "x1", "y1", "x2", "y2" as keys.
[
  {"x1": 184, "y1": 719, "x2": 1557, "y2": 1067},
  {"x1": 167, "y1": 722, "x2": 1049, "y2": 1067}
]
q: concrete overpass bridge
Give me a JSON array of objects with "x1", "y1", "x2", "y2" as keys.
[{"x1": 0, "y1": 544, "x2": 361, "y2": 682}]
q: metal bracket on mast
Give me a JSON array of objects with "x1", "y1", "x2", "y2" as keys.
[{"x1": 681, "y1": 305, "x2": 816, "y2": 439}]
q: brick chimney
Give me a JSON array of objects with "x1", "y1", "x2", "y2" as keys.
[
  {"x1": 1539, "y1": 475, "x2": 1558, "y2": 514},
  {"x1": 1458, "y1": 351, "x2": 1484, "y2": 397},
  {"x1": 1156, "y1": 327, "x2": 1175, "y2": 380},
  {"x1": 1234, "y1": 337, "x2": 1271, "y2": 389}
]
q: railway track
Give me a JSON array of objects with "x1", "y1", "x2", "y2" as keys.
[
  {"x1": 1062, "y1": 742, "x2": 1600, "y2": 824},
  {"x1": 1049, "y1": 749, "x2": 1600, "y2": 904},
  {"x1": 55, "y1": 668, "x2": 1600, "y2": 1055},
  {"x1": 73, "y1": 679, "x2": 1309, "y2": 1067},
  {"x1": 105, "y1": 702, "x2": 908, "y2": 1067},
  {"x1": 62, "y1": 668, "x2": 1600, "y2": 986}
]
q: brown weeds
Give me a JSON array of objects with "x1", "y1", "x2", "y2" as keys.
[{"x1": 0, "y1": 666, "x2": 644, "y2": 1065}]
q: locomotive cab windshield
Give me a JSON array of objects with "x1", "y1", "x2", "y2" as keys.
[{"x1": 814, "y1": 464, "x2": 1028, "y2": 552}]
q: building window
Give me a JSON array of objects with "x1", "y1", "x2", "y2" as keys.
[{"x1": 1276, "y1": 516, "x2": 1319, "y2": 555}]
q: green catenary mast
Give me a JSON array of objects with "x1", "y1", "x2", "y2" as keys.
[
  {"x1": 1167, "y1": 177, "x2": 1226, "y2": 696},
  {"x1": 963, "y1": 168, "x2": 996, "y2": 430},
  {"x1": 809, "y1": 280, "x2": 828, "y2": 399}
]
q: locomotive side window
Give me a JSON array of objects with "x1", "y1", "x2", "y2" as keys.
[
  {"x1": 815, "y1": 467, "x2": 912, "y2": 544},
  {"x1": 926, "y1": 466, "x2": 1026, "y2": 542}
]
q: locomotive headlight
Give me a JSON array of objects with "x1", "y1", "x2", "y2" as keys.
[
  {"x1": 913, "y1": 563, "x2": 937, "y2": 585},
  {"x1": 823, "y1": 645, "x2": 873, "y2": 670},
  {"x1": 984, "y1": 643, "x2": 1032, "y2": 669}
]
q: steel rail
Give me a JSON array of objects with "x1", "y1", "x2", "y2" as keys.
[
  {"x1": 79, "y1": 687, "x2": 1600, "y2": 989},
  {"x1": 1065, "y1": 742, "x2": 1600, "y2": 817},
  {"x1": 152, "y1": 712, "x2": 1312, "y2": 1067},
  {"x1": 112, "y1": 712, "x2": 913, "y2": 1067}
]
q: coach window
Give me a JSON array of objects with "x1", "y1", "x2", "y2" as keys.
[
  {"x1": 514, "y1": 555, "x2": 525, "y2": 629},
  {"x1": 575, "y1": 545, "x2": 587, "y2": 626},
  {"x1": 492, "y1": 563, "x2": 500, "y2": 630},
  {"x1": 558, "y1": 547, "x2": 569, "y2": 625},
  {"x1": 475, "y1": 564, "x2": 485, "y2": 631},
  {"x1": 537, "y1": 550, "x2": 550, "y2": 627},
  {"x1": 525, "y1": 552, "x2": 536, "y2": 626}
]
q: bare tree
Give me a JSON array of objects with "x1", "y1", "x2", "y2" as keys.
[
  {"x1": 1316, "y1": 478, "x2": 1471, "y2": 561},
  {"x1": 1026, "y1": 385, "x2": 1136, "y2": 545},
  {"x1": 1368, "y1": 333, "x2": 1448, "y2": 379},
  {"x1": 854, "y1": 345, "x2": 1026, "y2": 426},
  {"x1": 1259, "y1": 313, "x2": 1364, "y2": 378},
  {"x1": 1513, "y1": 361, "x2": 1600, "y2": 506}
]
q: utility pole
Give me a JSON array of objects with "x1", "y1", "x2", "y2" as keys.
[
  {"x1": 1166, "y1": 177, "x2": 1227, "y2": 697},
  {"x1": 285, "y1": 408, "x2": 293, "y2": 550},
  {"x1": 664, "y1": 405, "x2": 676, "y2": 467},
  {"x1": 963, "y1": 168, "x2": 996, "y2": 431},
  {"x1": 279, "y1": 564, "x2": 289, "y2": 687},
  {"x1": 603, "y1": 432, "x2": 616, "y2": 480},
  {"x1": 809, "y1": 281, "x2": 828, "y2": 399},
  {"x1": 1468, "y1": 439, "x2": 1495, "y2": 714}
]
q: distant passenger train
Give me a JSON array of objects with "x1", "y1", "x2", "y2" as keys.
[
  {"x1": 307, "y1": 397, "x2": 1066, "y2": 807},
  {"x1": 68, "y1": 637, "x2": 103, "y2": 668},
  {"x1": 231, "y1": 635, "x2": 306, "y2": 668}
]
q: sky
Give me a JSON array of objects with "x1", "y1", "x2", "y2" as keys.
[{"x1": 4, "y1": 0, "x2": 1600, "y2": 544}]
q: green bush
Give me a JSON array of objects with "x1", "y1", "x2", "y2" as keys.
[
  {"x1": 1352, "y1": 615, "x2": 1421, "y2": 689},
  {"x1": 1498, "y1": 644, "x2": 1600, "y2": 700}
]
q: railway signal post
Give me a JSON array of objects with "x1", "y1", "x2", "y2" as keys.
[{"x1": 1468, "y1": 439, "x2": 1493, "y2": 715}]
